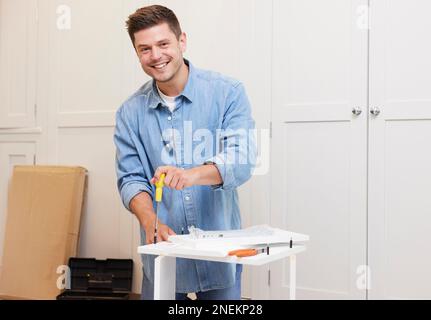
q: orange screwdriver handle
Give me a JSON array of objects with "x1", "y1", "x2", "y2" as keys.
[{"x1": 228, "y1": 249, "x2": 258, "y2": 257}]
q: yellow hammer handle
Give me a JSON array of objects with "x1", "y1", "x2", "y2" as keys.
[{"x1": 155, "y1": 173, "x2": 166, "y2": 202}]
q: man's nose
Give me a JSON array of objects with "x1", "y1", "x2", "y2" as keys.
[{"x1": 150, "y1": 47, "x2": 161, "y2": 60}]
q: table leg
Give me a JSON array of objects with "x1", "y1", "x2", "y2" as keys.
[
  {"x1": 290, "y1": 254, "x2": 296, "y2": 300},
  {"x1": 154, "y1": 256, "x2": 176, "y2": 300}
]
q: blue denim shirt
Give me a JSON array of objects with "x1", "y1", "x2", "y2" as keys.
[{"x1": 114, "y1": 59, "x2": 256, "y2": 293}]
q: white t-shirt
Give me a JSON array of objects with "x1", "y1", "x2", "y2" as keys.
[{"x1": 157, "y1": 85, "x2": 177, "y2": 113}]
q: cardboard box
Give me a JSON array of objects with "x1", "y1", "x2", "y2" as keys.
[{"x1": 0, "y1": 166, "x2": 87, "y2": 300}]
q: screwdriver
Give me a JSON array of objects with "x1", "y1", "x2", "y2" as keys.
[{"x1": 154, "y1": 173, "x2": 166, "y2": 245}]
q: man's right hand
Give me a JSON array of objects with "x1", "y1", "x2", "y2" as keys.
[
  {"x1": 142, "y1": 215, "x2": 176, "y2": 244},
  {"x1": 129, "y1": 192, "x2": 176, "y2": 244}
]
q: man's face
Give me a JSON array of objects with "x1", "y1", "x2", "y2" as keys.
[{"x1": 134, "y1": 23, "x2": 187, "y2": 83}]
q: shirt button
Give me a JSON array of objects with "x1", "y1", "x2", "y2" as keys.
[
  {"x1": 185, "y1": 196, "x2": 190, "y2": 201},
  {"x1": 168, "y1": 116, "x2": 172, "y2": 121}
]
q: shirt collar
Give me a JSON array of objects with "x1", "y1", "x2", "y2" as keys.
[
  {"x1": 148, "y1": 58, "x2": 195, "y2": 109},
  {"x1": 180, "y1": 59, "x2": 195, "y2": 103}
]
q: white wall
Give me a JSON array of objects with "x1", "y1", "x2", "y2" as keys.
[{"x1": 0, "y1": 0, "x2": 271, "y2": 296}]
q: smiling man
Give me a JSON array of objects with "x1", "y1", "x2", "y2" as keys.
[{"x1": 114, "y1": 5, "x2": 256, "y2": 300}]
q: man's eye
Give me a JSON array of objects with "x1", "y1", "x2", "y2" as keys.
[{"x1": 161, "y1": 43, "x2": 168, "y2": 47}]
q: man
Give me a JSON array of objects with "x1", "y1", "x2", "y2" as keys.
[{"x1": 114, "y1": 5, "x2": 256, "y2": 300}]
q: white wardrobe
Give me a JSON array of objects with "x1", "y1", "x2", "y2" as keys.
[{"x1": 270, "y1": 0, "x2": 431, "y2": 299}]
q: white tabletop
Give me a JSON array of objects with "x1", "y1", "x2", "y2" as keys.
[{"x1": 138, "y1": 242, "x2": 306, "y2": 266}]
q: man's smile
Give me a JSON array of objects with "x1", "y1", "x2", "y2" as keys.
[{"x1": 151, "y1": 61, "x2": 170, "y2": 70}]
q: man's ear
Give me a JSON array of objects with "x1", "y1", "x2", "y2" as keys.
[{"x1": 179, "y1": 32, "x2": 187, "y2": 53}]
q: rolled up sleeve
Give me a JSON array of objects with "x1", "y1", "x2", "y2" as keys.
[
  {"x1": 114, "y1": 107, "x2": 153, "y2": 211},
  {"x1": 205, "y1": 83, "x2": 256, "y2": 191}
]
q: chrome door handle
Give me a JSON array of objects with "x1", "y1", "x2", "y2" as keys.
[
  {"x1": 370, "y1": 107, "x2": 381, "y2": 116},
  {"x1": 352, "y1": 107, "x2": 362, "y2": 116}
]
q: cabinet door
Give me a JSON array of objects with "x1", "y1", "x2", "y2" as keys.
[
  {"x1": 270, "y1": 0, "x2": 368, "y2": 299},
  {"x1": 0, "y1": 0, "x2": 37, "y2": 128},
  {"x1": 368, "y1": 0, "x2": 431, "y2": 299}
]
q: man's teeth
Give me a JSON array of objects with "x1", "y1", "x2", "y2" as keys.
[{"x1": 154, "y1": 63, "x2": 167, "y2": 69}]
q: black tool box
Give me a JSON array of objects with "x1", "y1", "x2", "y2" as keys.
[{"x1": 56, "y1": 258, "x2": 133, "y2": 300}]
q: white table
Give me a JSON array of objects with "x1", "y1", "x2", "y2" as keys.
[{"x1": 138, "y1": 242, "x2": 306, "y2": 300}]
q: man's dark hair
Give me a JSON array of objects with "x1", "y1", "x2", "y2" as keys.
[{"x1": 126, "y1": 5, "x2": 182, "y2": 47}]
